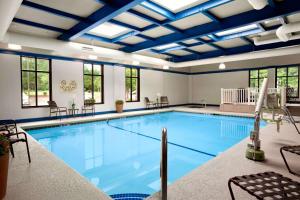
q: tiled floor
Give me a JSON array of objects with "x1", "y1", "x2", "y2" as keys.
[{"x1": 4, "y1": 106, "x2": 300, "y2": 200}]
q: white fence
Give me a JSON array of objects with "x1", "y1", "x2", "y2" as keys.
[{"x1": 221, "y1": 87, "x2": 285, "y2": 105}]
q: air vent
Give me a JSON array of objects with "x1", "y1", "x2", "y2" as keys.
[{"x1": 81, "y1": 46, "x2": 94, "y2": 52}]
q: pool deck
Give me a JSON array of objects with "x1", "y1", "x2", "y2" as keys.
[{"x1": 4, "y1": 106, "x2": 300, "y2": 200}]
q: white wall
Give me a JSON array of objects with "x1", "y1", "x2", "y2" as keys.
[{"x1": 0, "y1": 54, "x2": 188, "y2": 120}]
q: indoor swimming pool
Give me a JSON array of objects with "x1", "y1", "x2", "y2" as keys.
[{"x1": 27, "y1": 111, "x2": 266, "y2": 198}]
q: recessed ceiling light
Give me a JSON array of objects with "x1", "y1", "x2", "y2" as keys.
[
  {"x1": 156, "y1": 43, "x2": 179, "y2": 50},
  {"x1": 163, "y1": 65, "x2": 169, "y2": 69},
  {"x1": 89, "y1": 22, "x2": 128, "y2": 37},
  {"x1": 219, "y1": 63, "x2": 226, "y2": 69},
  {"x1": 215, "y1": 24, "x2": 258, "y2": 37},
  {"x1": 132, "y1": 61, "x2": 140, "y2": 65},
  {"x1": 151, "y1": 0, "x2": 199, "y2": 12},
  {"x1": 88, "y1": 55, "x2": 97, "y2": 60},
  {"x1": 8, "y1": 44, "x2": 22, "y2": 50}
]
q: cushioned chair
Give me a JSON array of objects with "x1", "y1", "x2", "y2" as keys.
[
  {"x1": 47, "y1": 101, "x2": 67, "y2": 117},
  {"x1": 0, "y1": 120, "x2": 31, "y2": 163},
  {"x1": 82, "y1": 99, "x2": 95, "y2": 115}
]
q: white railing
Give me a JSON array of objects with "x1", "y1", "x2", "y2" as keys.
[{"x1": 221, "y1": 87, "x2": 285, "y2": 105}]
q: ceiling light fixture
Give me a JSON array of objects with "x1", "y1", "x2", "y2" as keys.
[
  {"x1": 132, "y1": 60, "x2": 140, "y2": 65},
  {"x1": 88, "y1": 55, "x2": 97, "y2": 60},
  {"x1": 151, "y1": 0, "x2": 199, "y2": 12},
  {"x1": 219, "y1": 63, "x2": 226, "y2": 70},
  {"x1": 215, "y1": 24, "x2": 258, "y2": 37},
  {"x1": 89, "y1": 22, "x2": 128, "y2": 37},
  {"x1": 8, "y1": 44, "x2": 22, "y2": 50},
  {"x1": 156, "y1": 43, "x2": 179, "y2": 50},
  {"x1": 163, "y1": 65, "x2": 170, "y2": 70}
]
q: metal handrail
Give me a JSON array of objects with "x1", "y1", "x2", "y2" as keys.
[{"x1": 161, "y1": 128, "x2": 167, "y2": 200}]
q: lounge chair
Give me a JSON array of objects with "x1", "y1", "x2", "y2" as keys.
[
  {"x1": 280, "y1": 145, "x2": 300, "y2": 176},
  {"x1": 228, "y1": 171, "x2": 300, "y2": 200},
  {"x1": 82, "y1": 99, "x2": 95, "y2": 115},
  {"x1": 145, "y1": 97, "x2": 156, "y2": 109},
  {"x1": 47, "y1": 101, "x2": 67, "y2": 117},
  {"x1": 0, "y1": 120, "x2": 31, "y2": 163},
  {"x1": 160, "y1": 96, "x2": 169, "y2": 108}
]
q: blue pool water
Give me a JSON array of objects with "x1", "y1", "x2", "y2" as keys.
[{"x1": 27, "y1": 111, "x2": 265, "y2": 197}]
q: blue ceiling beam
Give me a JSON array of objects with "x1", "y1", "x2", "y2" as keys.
[
  {"x1": 202, "y1": 11, "x2": 220, "y2": 23},
  {"x1": 12, "y1": 18, "x2": 66, "y2": 33},
  {"x1": 12, "y1": 18, "x2": 130, "y2": 47},
  {"x1": 22, "y1": 0, "x2": 144, "y2": 35},
  {"x1": 21, "y1": 0, "x2": 85, "y2": 21},
  {"x1": 173, "y1": 38, "x2": 300, "y2": 62},
  {"x1": 58, "y1": 0, "x2": 146, "y2": 41},
  {"x1": 121, "y1": 0, "x2": 300, "y2": 52},
  {"x1": 111, "y1": 31, "x2": 140, "y2": 42},
  {"x1": 141, "y1": 1, "x2": 175, "y2": 20}
]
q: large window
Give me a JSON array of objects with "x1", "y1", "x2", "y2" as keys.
[
  {"x1": 21, "y1": 56, "x2": 51, "y2": 107},
  {"x1": 125, "y1": 67, "x2": 140, "y2": 102},
  {"x1": 249, "y1": 69, "x2": 268, "y2": 88},
  {"x1": 276, "y1": 66, "x2": 299, "y2": 98},
  {"x1": 83, "y1": 63, "x2": 104, "y2": 103}
]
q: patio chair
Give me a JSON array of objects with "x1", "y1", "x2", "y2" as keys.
[
  {"x1": 82, "y1": 99, "x2": 95, "y2": 115},
  {"x1": 145, "y1": 97, "x2": 156, "y2": 109},
  {"x1": 228, "y1": 171, "x2": 300, "y2": 200},
  {"x1": 160, "y1": 96, "x2": 169, "y2": 108},
  {"x1": 280, "y1": 145, "x2": 300, "y2": 176},
  {"x1": 47, "y1": 101, "x2": 67, "y2": 117},
  {"x1": 0, "y1": 120, "x2": 31, "y2": 163}
]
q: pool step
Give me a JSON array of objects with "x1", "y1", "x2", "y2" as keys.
[{"x1": 110, "y1": 193, "x2": 150, "y2": 200}]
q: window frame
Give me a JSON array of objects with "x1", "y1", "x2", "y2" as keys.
[
  {"x1": 20, "y1": 56, "x2": 52, "y2": 108},
  {"x1": 275, "y1": 66, "x2": 299, "y2": 98},
  {"x1": 125, "y1": 67, "x2": 140, "y2": 103},
  {"x1": 248, "y1": 69, "x2": 268, "y2": 88},
  {"x1": 83, "y1": 63, "x2": 104, "y2": 104}
]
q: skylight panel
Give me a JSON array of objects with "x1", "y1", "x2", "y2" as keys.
[
  {"x1": 215, "y1": 24, "x2": 259, "y2": 37},
  {"x1": 155, "y1": 43, "x2": 179, "y2": 50},
  {"x1": 151, "y1": 0, "x2": 199, "y2": 12},
  {"x1": 90, "y1": 22, "x2": 128, "y2": 37}
]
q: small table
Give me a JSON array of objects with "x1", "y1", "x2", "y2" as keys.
[{"x1": 68, "y1": 108, "x2": 79, "y2": 116}]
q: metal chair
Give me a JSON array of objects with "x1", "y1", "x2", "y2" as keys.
[
  {"x1": 82, "y1": 99, "x2": 95, "y2": 115},
  {"x1": 160, "y1": 96, "x2": 169, "y2": 108},
  {"x1": 0, "y1": 120, "x2": 31, "y2": 163},
  {"x1": 280, "y1": 145, "x2": 300, "y2": 176},
  {"x1": 228, "y1": 171, "x2": 300, "y2": 200},
  {"x1": 145, "y1": 97, "x2": 156, "y2": 109},
  {"x1": 47, "y1": 101, "x2": 67, "y2": 117}
]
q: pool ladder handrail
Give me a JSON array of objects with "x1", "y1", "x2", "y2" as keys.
[{"x1": 161, "y1": 128, "x2": 168, "y2": 200}]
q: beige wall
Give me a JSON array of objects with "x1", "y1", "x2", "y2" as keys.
[{"x1": 0, "y1": 54, "x2": 189, "y2": 120}]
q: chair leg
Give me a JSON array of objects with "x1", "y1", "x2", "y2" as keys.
[
  {"x1": 228, "y1": 180, "x2": 235, "y2": 200},
  {"x1": 24, "y1": 134, "x2": 31, "y2": 163},
  {"x1": 280, "y1": 147, "x2": 298, "y2": 176},
  {"x1": 9, "y1": 143, "x2": 15, "y2": 158}
]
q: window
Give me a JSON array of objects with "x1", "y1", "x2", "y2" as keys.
[
  {"x1": 249, "y1": 69, "x2": 268, "y2": 88},
  {"x1": 125, "y1": 67, "x2": 140, "y2": 102},
  {"x1": 83, "y1": 63, "x2": 104, "y2": 103},
  {"x1": 276, "y1": 66, "x2": 299, "y2": 98},
  {"x1": 21, "y1": 56, "x2": 51, "y2": 107}
]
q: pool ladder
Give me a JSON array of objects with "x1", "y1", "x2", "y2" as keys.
[{"x1": 161, "y1": 128, "x2": 168, "y2": 200}]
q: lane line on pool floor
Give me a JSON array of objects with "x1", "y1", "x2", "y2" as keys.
[{"x1": 106, "y1": 120, "x2": 216, "y2": 157}]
